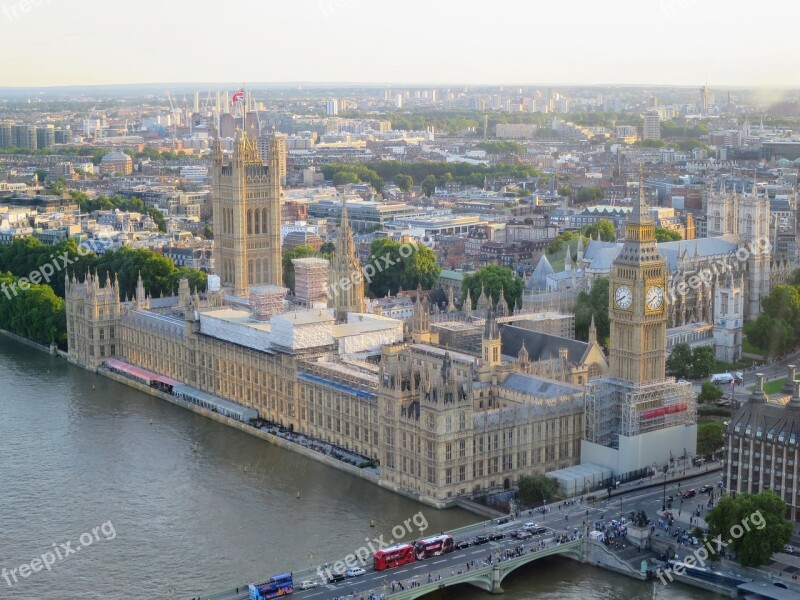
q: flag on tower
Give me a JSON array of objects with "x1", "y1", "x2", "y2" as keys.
[{"x1": 231, "y1": 88, "x2": 244, "y2": 106}]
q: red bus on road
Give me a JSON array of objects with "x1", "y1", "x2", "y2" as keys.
[
  {"x1": 414, "y1": 534, "x2": 454, "y2": 560},
  {"x1": 373, "y1": 543, "x2": 416, "y2": 571}
]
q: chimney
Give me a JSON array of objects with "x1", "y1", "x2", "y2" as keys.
[
  {"x1": 783, "y1": 365, "x2": 797, "y2": 395},
  {"x1": 756, "y1": 373, "x2": 765, "y2": 391}
]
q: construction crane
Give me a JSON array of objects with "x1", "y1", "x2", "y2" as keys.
[{"x1": 165, "y1": 90, "x2": 179, "y2": 149}]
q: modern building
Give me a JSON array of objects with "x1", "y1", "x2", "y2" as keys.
[
  {"x1": 643, "y1": 111, "x2": 661, "y2": 141},
  {"x1": 723, "y1": 371, "x2": 800, "y2": 520}
]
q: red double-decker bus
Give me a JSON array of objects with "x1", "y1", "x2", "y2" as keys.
[
  {"x1": 414, "y1": 534, "x2": 454, "y2": 560},
  {"x1": 373, "y1": 543, "x2": 416, "y2": 571}
]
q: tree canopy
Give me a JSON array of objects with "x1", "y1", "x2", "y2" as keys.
[
  {"x1": 575, "y1": 186, "x2": 604, "y2": 204},
  {"x1": 574, "y1": 276, "x2": 610, "y2": 347},
  {"x1": 744, "y1": 285, "x2": 800, "y2": 357},
  {"x1": 697, "y1": 421, "x2": 725, "y2": 458},
  {"x1": 705, "y1": 491, "x2": 792, "y2": 567},
  {"x1": 366, "y1": 239, "x2": 440, "y2": 298},
  {"x1": 0, "y1": 272, "x2": 66, "y2": 347},
  {"x1": 462, "y1": 265, "x2": 524, "y2": 313},
  {"x1": 517, "y1": 475, "x2": 558, "y2": 503},
  {"x1": 697, "y1": 381, "x2": 724, "y2": 404},
  {"x1": 666, "y1": 343, "x2": 715, "y2": 379},
  {"x1": 655, "y1": 227, "x2": 682, "y2": 242},
  {"x1": 581, "y1": 219, "x2": 616, "y2": 242}
]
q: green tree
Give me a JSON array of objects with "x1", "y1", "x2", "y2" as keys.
[
  {"x1": 0, "y1": 272, "x2": 67, "y2": 347},
  {"x1": 48, "y1": 178, "x2": 67, "y2": 195},
  {"x1": 557, "y1": 185, "x2": 572, "y2": 197},
  {"x1": 666, "y1": 343, "x2": 693, "y2": 378},
  {"x1": 581, "y1": 219, "x2": 616, "y2": 242},
  {"x1": 461, "y1": 265, "x2": 524, "y2": 313},
  {"x1": 282, "y1": 246, "x2": 320, "y2": 292},
  {"x1": 744, "y1": 285, "x2": 800, "y2": 357},
  {"x1": 574, "y1": 276, "x2": 610, "y2": 346},
  {"x1": 517, "y1": 475, "x2": 558, "y2": 503},
  {"x1": 395, "y1": 174, "x2": 413, "y2": 192},
  {"x1": 547, "y1": 231, "x2": 584, "y2": 257},
  {"x1": 697, "y1": 421, "x2": 725, "y2": 458},
  {"x1": 367, "y1": 239, "x2": 440, "y2": 298},
  {"x1": 202, "y1": 224, "x2": 213, "y2": 240},
  {"x1": 576, "y1": 186, "x2": 604, "y2": 204},
  {"x1": 421, "y1": 175, "x2": 437, "y2": 197},
  {"x1": 34, "y1": 168, "x2": 48, "y2": 183},
  {"x1": 319, "y1": 241, "x2": 335, "y2": 255},
  {"x1": 333, "y1": 172, "x2": 359, "y2": 187},
  {"x1": 705, "y1": 491, "x2": 792, "y2": 567},
  {"x1": 147, "y1": 208, "x2": 166, "y2": 232},
  {"x1": 655, "y1": 227, "x2": 682, "y2": 242},
  {"x1": 690, "y1": 346, "x2": 716, "y2": 379},
  {"x1": 698, "y1": 381, "x2": 724, "y2": 404}
]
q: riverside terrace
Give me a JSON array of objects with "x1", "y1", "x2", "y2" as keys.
[{"x1": 199, "y1": 518, "x2": 585, "y2": 600}]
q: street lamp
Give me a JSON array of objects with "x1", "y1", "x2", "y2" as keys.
[{"x1": 662, "y1": 464, "x2": 669, "y2": 512}]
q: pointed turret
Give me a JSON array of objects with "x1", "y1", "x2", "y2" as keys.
[
  {"x1": 463, "y1": 287, "x2": 472, "y2": 313},
  {"x1": 631, "y1": 166, "x2": 652, "y2": 224},
  {"x1": 518, "y1": 342, "x2": 529, "y2": 366},
  {"x1": 588, "y1": 314, "x2": 597, "y2": 345},
  {"x1": 496, "y1": 287, "x2": 509, "y2": 318},
  {"x1": 446, "y1": 287, "x2": 457, "y2": 313},
  {"x1": 577, "y1": 234, "x2": 584, "y2": 262}
]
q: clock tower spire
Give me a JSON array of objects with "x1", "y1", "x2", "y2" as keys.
[{"x1": 609, "y1": 169, "x2": 668, "y2": 385}]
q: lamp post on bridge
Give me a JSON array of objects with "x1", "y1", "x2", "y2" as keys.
[{"x1": 661, "y1": 464, "x2": 669, "y2": 513}]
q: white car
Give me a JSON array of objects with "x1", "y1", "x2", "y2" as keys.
[
  {"x1": 346, "y1": 567, "x2": 366, "y2": 577},
  {"x1": 785, "y1": 545, "x2": 795, "y2": 554},
  {"x1": 299, "y1": 580, "x2": 319, "y2": 590},
  {"x1": 522, "y1": 522, "x2": 538, "y2": 531}
]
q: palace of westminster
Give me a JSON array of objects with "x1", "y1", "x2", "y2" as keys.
[{"x1": 65, "y1": 132, "x2": 710, "y2": 506}]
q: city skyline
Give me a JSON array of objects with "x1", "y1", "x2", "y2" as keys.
[{"x1": 1, "y1": 0, "x2": 797, "y2": 88}]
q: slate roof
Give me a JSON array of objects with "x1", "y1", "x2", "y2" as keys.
[
  {"x1": 526, "y1": 254, "x2": 555, "y2": 291},
  {"x1": 500, "y1": 324, "x2": 588, "y2": 364}
]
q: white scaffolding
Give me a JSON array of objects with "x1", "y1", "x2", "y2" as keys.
[
  {"x1": 585, "y1": 377, "x2": 695, "y2": 448},
  {"x1": 292, "y1": 257, "x2": 329, "y2": 305},
  {"x1": 249, "y1": 284, "x2": 287, "y2": 320}
]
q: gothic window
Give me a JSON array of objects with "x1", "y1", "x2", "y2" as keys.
[
  {"x1": 745, "y1": 214, "x2": 752, "y2": 236},
  {"x1": 714, "y1": 210, "x2": 720, "y2": 231},
  {"x1": 445, "y1": 415, "x2": 452, "y2": 432},
  {"x1": 459, "y1": 439, "x2": 466, "y2": 458},
  {"x1": 445, "y1": 444, "x2": 452, "y2": 461},
  {"x1": 459, "y1": 411, "x2": 466, "y2": 430}
]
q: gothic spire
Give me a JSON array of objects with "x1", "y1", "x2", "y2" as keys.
[{"x1": 631, "y1": 166, "x2": 651, "y2": 224}]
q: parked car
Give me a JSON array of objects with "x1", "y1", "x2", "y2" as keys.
[
  {"x1": 785, "y1": 545, "x2": 795, "y2": 554},
  {"x1": 346, "y1": 567, "x2": 366, "y2": 578},
  {"x1": 666, "y1": 495, "x2": 674, "y2": 503},
  {"x1": 496, "y1": 517, "x2": 509, "y2": 524},
  {"x1": 474, "y1": 535, "x2": 490, "y2": 545},
  {"x1": 522, "y1": 522, "x2": 539, "y2": 531},
  {"x1": 699, "y1": 485, "x2": 712, "y2": 494},
  {"x1": 328, "y1": 572, "x2": 346, "y2": 583},
  {"x1": 299, "y1": 581, "x2": 319, "y2": 590},
  {"x1": 682, "y1": 489, "x2": 697, "y2": 499},
  {"x1": 515, "y1": 530, "x2": 533, "y2": 540},
  {"x1": 455, "y1": 539, "x2": 472, "y2": 550},
  {"x1": 488, "y1": 532, "x2": 505, "y2": 541}
]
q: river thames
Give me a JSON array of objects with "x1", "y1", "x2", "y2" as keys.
[{"x1": 0, "y1": 337, "x2": 719, "y2": 599}]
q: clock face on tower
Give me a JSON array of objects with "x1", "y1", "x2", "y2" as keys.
[
  {"x1": 646, "y1": 286, "x2": 664, "y2": 310},
  {"x1": 615, "y1": 285, "x2": 633, "y2": 309}
]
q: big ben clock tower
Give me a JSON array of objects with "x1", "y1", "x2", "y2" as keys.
[{"x1": 609, "y1": 173, "x2": 668, "y2": 385}]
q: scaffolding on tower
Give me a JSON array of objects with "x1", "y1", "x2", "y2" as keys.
[
  {"x1": 249, "y1": 284, "x2": 287, "y2": 320},
  {"x1": 292, "y1": 257, "x2": 329, "y2": 307}
]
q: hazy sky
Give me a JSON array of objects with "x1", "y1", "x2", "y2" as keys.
[{"x1": 1, "y1": 0, "x2": 796, "y2": 88}]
